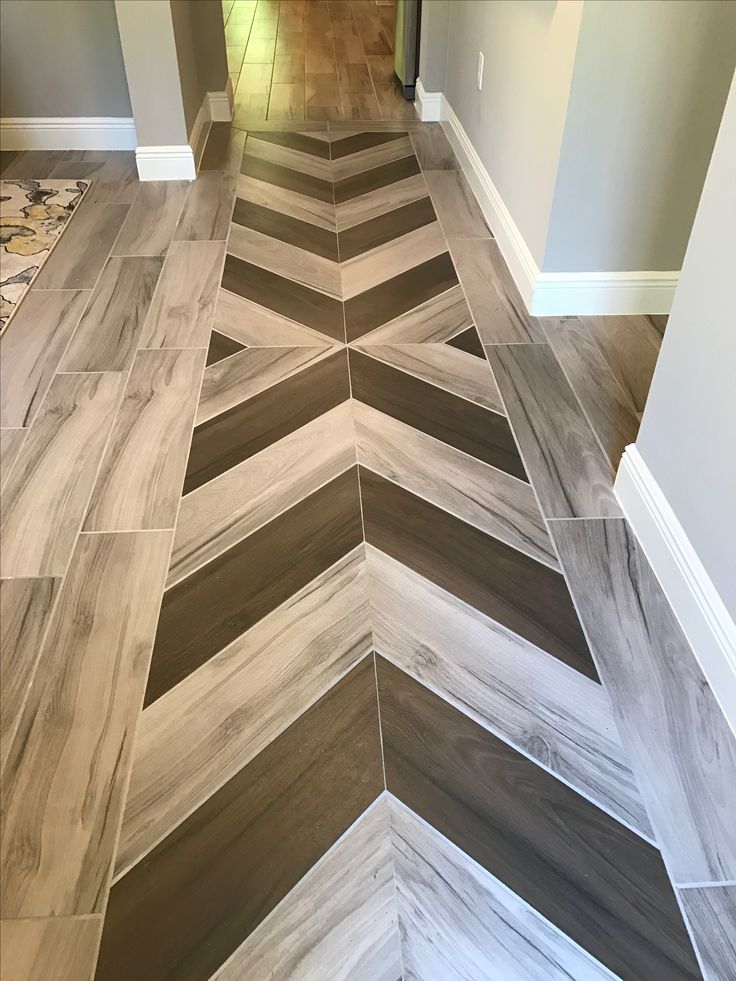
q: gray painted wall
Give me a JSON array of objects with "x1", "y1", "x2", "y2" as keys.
[
  {"x1": 636, "y1": 72, "x2": 736, "y2": 617},
  {"x1": 170, "y1": 0, "x2": 203, "y2": 135},
  {"x1": 442, "y1": 1, "x2": 583, "y2": 266},
  {"x1": 170, "y1": 0, "x2": 229, "y2": 137},
  {"x1": 543, "y1": 0, "x2": 736, "y2": 273},
  {"x1": 0, "y1": 0, "x2": 131, "y2": 117},
  {"x1": 418, "y1": 0, "x2": 449, "y2": 92}
]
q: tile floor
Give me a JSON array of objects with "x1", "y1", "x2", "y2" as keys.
[{"x1": 1, "y1": 124, "x2": 735, "y2": 981}]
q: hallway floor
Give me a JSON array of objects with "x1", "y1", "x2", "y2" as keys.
[
  {"x1": 226, "y1": 0, "x2": 415, "y2": 121},
  {"x1": 1, "y1": 125, "x2": 735, "y2": 981}
]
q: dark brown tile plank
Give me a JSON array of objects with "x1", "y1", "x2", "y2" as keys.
[
  {"x1": 338, "y1": 196, "x2": 436, "y2": 261},
  {"x1": 146, "y1": 467, "x2": 363, "y2": 703},
  {"x1": 333, "y1": 153, "x2": 421, "y2": 204},
  {"x1": 248, "y1": 129, "x2": 332, "y2": 159},
  {"x1": 349, "y1": 349, "x2": 526, "y2": 479},
  {"x1": 330, "y1": 131, "x2": 408, "y2": 159},
  {"x1": 183, "y1": 348, "x2": 350, "y2": 493},
  {"x1": 241, "y1": 153, "x2": 334, "y2": 202},
  {"x1": 221, "y1": 253, "x2": 344, "y2": 340},
  {"x1": 97, "y1": 658, "x2": 383, "y2": 981},
  {"x1": 362, "y1": 470, "x2": 595, "y2": 679},
  {"x1": 231, "y1": 197, "x2": 339, "y2": 260},
  {"x1": 377, "y1": 659, "x2": 701, "y2": 981},
  {"x1": 344, "y1": 252, "x2": 458, "y2": 341},
  {"x1": 446, "y1": 324, "x2": 485, "y2": 360},
  {"x1": 206, "y1": 330, "x2": 246, "y2": 366}
]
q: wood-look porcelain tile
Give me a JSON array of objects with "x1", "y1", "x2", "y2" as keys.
[
  {"x1": 0, "y1": 429, "x2": 26, "y2": 489},
  {"x1": 449, "y1": 239, "x2": 545, "y2": 344},
  {"x1": 245, "y1": 135, "x2": 334, "y2": 182},
  {"x1": 241, "y1": 153, "x2": 333, "y2": 202},
  {"x1": 236, "y1": 172, "x2": 337, "y2": 230},
  {"x1": 0, "y1": 289, "x2": 88, "y2": 428},
  {"x1": 368, "y1": 547, "x2": 652, "y2": 837},
  {"x1": 331, "y1": 135, "x2": 414, "y2": 182},
  {"x1": 96, "y1": 658, "x2": 383, "y2": 981},
  {"x1": 60, "y1": 257, "x2": 163, "y2": 372},
  {"x1": 334, "y1": 154, "x2": 421, "y2": 204},
  {"x1": 335, "y1": 173, "x2": 428, "y2": 230},
  {"x1": 330, "y1": 131, "x2": 408, "y2": 160},
  {"x1": 215, "y1": 799, "x2": 401, "y2": 980},
  {"x1": 1, "y1": 530, "x2": 171, "y2": 916},
  {"x1": 582, "y1": 314, "x2": 662, "y2": 414},
  {"x1": 487, "y1": 343, "x2": 622, "y2": 518},
  {"x1": 551, "y1": 518, "x2": 736, "y2": 884},
  {"x1": 232, "y1": 196, "x2": 339, "y2": 260},
  {"x1": 356, "y1": 284, "x2": 473, "y2": 344},
  {"x1": 200, "y1": 124, "x2": 247, "y2": 174},
  {"x1": 213, "y1": 288, "x2": 336, "y2": 346},
  {"x1": 0, "y1": 916, "x2": 102, "y2": 981},
  {"x1": 390, "y1": 798, "x2": 615, "y2": 981},
  {"x1": 424, "y1": 169, "x2": 490, "y2": 238},
  {"x1": 409, "y1": 124, "x2": 458, "y2": 170},
  {"x1": 30, "y1": 202, "x2": 129, "y2": 290},
  {"x1": 246, "y1": 129, "x2": 332, "y2": 159},
  {"x1": 228, "y1": 222, "x2": 342, "y2": 298},
  {"x1": 118, "y1": 548, "x2": 370, "y2": 877},
  {"x1": 173, "y1": 170, "x2": 235, "y2": 242},
  {"x1": 206, "y1": 330, "x2": 245, "y2": 365},
  {"x1": 111, "y1": 181, "x2": 189, "y2": 256},
  {"x1": 340, "y1": 92, "x2": 383, "y2": 120},
  {"x1": 341, "y1": 222, "x2": 447, "y2": 300},
  {"x1": 48, "y1": 150, "x2": 139, "y2": 205},
  {"x1": 679, "y1": 885, "x2": 736, "y2": 981},
  {"x1": 337, "y1": 195, "x2": 436, "y2": 261},
  {"x1": 446, "y1": 323, "x2": 485, "y2": 359},
  {"x1": 0, "y1": 372, "x2": 124, "y2": 578},
  {"x1": 378, "y1": 659, "x2": 701, "y2": 981}
]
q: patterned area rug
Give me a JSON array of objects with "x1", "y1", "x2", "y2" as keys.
[{"x1": 0, "y1": 178, "x2": 89, "y2": 330}]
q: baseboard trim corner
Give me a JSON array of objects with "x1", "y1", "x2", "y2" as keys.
[
  {"x1": 415, "y1": 80, "x2": 444, "y2": 122},
  {"x1": 0, "y1": 116, "x2": 137, "y2": 151},
  {"x1": 208, "y1": 80, "x2": 234, "y2": 123},
  {"x1": 135, "y1": 145, "x2": 196, "y2": 181},
  {"x1": 615, "y1": 445, "x2": 736, "y2": 736}
]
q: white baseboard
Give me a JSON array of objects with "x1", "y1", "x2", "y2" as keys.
[
  {"x1": 415, "y1": 79, "x2": 444, "y2": 122},
  {"x1": 207, "y1": 80, "x2": 234, "y2": 123},
  {"x1": 440, "y1": 98, "x2": 679, "y2": 316},
  {"x1": 135, "y1": 145, "x2": 196, "y2": 181},
  {"x1": 615, "y1": 446, "x2": 736, "y2": 737},
  {"x1": 0, "y1": 116, "x2": 136, "y2": 151}
]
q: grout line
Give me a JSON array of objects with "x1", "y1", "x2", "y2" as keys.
[{"x1": 675, "y1": 879, "x2": 736, "y2": 890}]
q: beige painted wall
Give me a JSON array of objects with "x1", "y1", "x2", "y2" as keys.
[
  {"x1": 636, "y1": 72, "x2": 736, "y2": 616},
  {"x1": 442, "y1": 0, "x2": 584, "y2": 266},
  {"x1": 0, "y1": 0, "x2": 131, "y2": 117},
  {"x1": 170, "y1": 0, "x2": 229, "y2": 137},
  {"x1": 418, "y1": 0, "x2": 449, "y2": 92}
]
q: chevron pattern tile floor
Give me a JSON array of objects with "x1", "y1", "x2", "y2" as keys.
[{"x1": 2, "y1": 126, "x2": 735, "y2": 981}]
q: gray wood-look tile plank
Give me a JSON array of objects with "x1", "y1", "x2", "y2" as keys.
[
  {"x1": 423, "y1": 169, "x2": 490, "y2": 239},
  {"x1": 0, "y1": 429, "x2": 27, "y2": 489},
  {"x1": 0, "y1": 290, "x2": 89, "y2": 429},
  {"x1": 335, "y1": 173, "x2": 429, "y2": 231},
  {"x1": 31, "y1": 202, "x2": 130, "y2": 290},
  {"x1": 213, "y1": 288, "x2": 336, "y2": 347},
  {"x1": 368, "y1": 546, "x2": 653, "y2": 838},
  {"x1": 551, "y1": 517, "x2": 736, "y2": 884},
  {"x1": 228, "y1": 221, "x2": 343, "y2": 298},
  {"x1": 111, "y1": 181, "x2": 189, "y2": 257},
  {"x1": 0, "y1": 529, "x2": 172, "y2": 917},
  {"x1": 59, "y1": 257, "x2": 163, "y2": 372},
  {"x1": 389, "y1": 798, "x2": 615, "y2": 981},
  {"x1": 117, "y1": 547, "x2": 370, "y2": 878},
  {"x1": 0, "y1": 576, "x2": 60, "y2": 769},
  {"x1": 355, "y1": 403, "x2": 558, "y2": 569},
  {"x1": 214, "y1": 798, "x2": 401, "y2": 981},
  {"x1": 84, "y1": 349, "x2": 206, "y2": 532},
  {"x1": 449, "y1": 239, "x2": 545, "y2": 344},
  {"x1": 679, "y1": 884, "x2": 736, "y2": 981},
  {"x1": 487, "y1": 343, "x2": 622, "y2": 518},
  {"x1": 356, "y1": 284, "x2": 473, "y2": 344},
  {"x1": 543, "y1": 317, "x2": 641, "y2": 467},
  {"x1": 331, "y1": 134, "x2": 414, "y2": 181},
  {"x1": 173, "y1": 170, "x2": 235, "y2": 242},
  {"x1": 0, "y1": 373, "x2": 125, "y2": 578},
  {"x1": 138, "y1": 241, "x2": 225, "y2": 349},
  {"x1": 200, "y1": 123, "x2": 247, "y2": 174},
  {"x1": 341, "y1": 223, "x2": 447, "y2": 301},
  {"x1": 48, "y1": 150, "x2": 139, "y2": 204},
  {"x1": 0, "y1": 916, "x2": 102, "y2": 981},
  {"x1": 582, "y1": 314, "x2": 662, "y2": 414},
  {"x1": 409, "y1": 124, "x2": 459, "y2": 170}
]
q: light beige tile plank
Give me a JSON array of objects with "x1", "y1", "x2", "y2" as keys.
[
  {"x1": 679, "y1": 884, "x2": 736, "y2": 981},
  {"x1": 213, "y1": 288, "x2": 336, "y2": 346},
  {"x1": 48, "y1": 150, "x2": 139, "y2": 205},
  {"x1": 138, "y1": 241, "x2": 225, "y2": 349},
  {"x1": 305, "y1": 31, "x2": 336, "y2": 73},
  {"x1": 582, "y1": 314, "x2": 663, "y2": 414},
  {"x1": 355, "y1": 404, "x2": 557, "y2": 569},
  {"x1": 551, "y1": 517, "x2": 736, "y2": 883},
  {"x1": 0, "y1": 373, "x2": 125, "y2": 578},
  {"x1": 330, "y1": 119, "x2": 423, "y2": 131},
  {"x1": 0, "y1": 916, "x2": 102, "y2": 981},
  {"x1": 543, "y1": 317, "x2": 640, "y2": 467},
  {"x1": 335, "y1": 173, "x2": 428, "y2": 230},
  {"x1": 31, "y1": 202, "x2": 130, "y2": 290},
  {"x1": 0, "y1": 290, "x2": 89, "y2": 429},
  {"x1": 111, "y1": 181, "x2": 189, "y2": 257},
  {"x1": 340, "y1": 92, "x2": 382, "y2": 121},
  {"x1": 409, "y1": 123, "x2": 459, "y2": 170},
  {"x1": 84, "y1": 349, "x2": 205, "y2": 532},
  {"x1": 424, "y1": 169, "x2": 490, "y2": 239},
  {"x1": 340, "y1": 222, "x2": 446, "y2": 300},
  {"x1": 369, "y1": 547, "x2": 652, "y2": 837},
  {"x1": 0, "y1": 577, "x2": 60, "y2": 769},
  {"x1": 245, "y1": 134, "x2": 333, "y2": 181},
  {"x1": 173, "y1": 170, "x2": 235, "y2": 242},
  {"x1": 116, "y1": 547, "x2": 371, "y2": 876},
  {"x1": 169, "y1": 401, "x2": 355, "y2": 585},
  {"x1": 1, "y1": 529, "x2": 172, "y2": 916},
  {"x1": 389, "y1": 798, "x2": 615, "y2": 981},
  {"x1": 487, "y1": 343, "x2": 621, "y2": 519},
  {"x1": 449, "y1": 238, "x2": 545, "y2": 344},
  {"x1": 214, "y1": 798, "x2": 401, "y2": 981},
  {"x1": 233, "y1": 94, "x2": 269, "y2": 121},
  {"x1": 268, "y1": 82, "x2": 306, "y2": 119},
  {"x1": 356, "y1": 284, "x2": 472, "y2": 344},
  {"x1": 236, "y1": 172, "x2": 337, "y2": 229},
  {"x1": 0, "y1": 429, "x2": 26, "y2": 489},
  {"x1": 228, "y1": 222, "x2": 342, "y2": 297},
  {"x1": 59, "y1": 257, "x2": 163, "y2": 372},
  {"x1": 353, "y1": 343, "x2": 503, "y2": 412},
  {"x1": 273, "y1": 53, "x2": 306, "y2": 83},
  {"x1": 244, "y1": 34, "x2": 277, "y2": 63},
  {"x1": 305, "y1": 73, "x2": 342, "y2": 116},
  {"x1": 331, "y1": 134, "x2": 414, "y2": 181}
]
